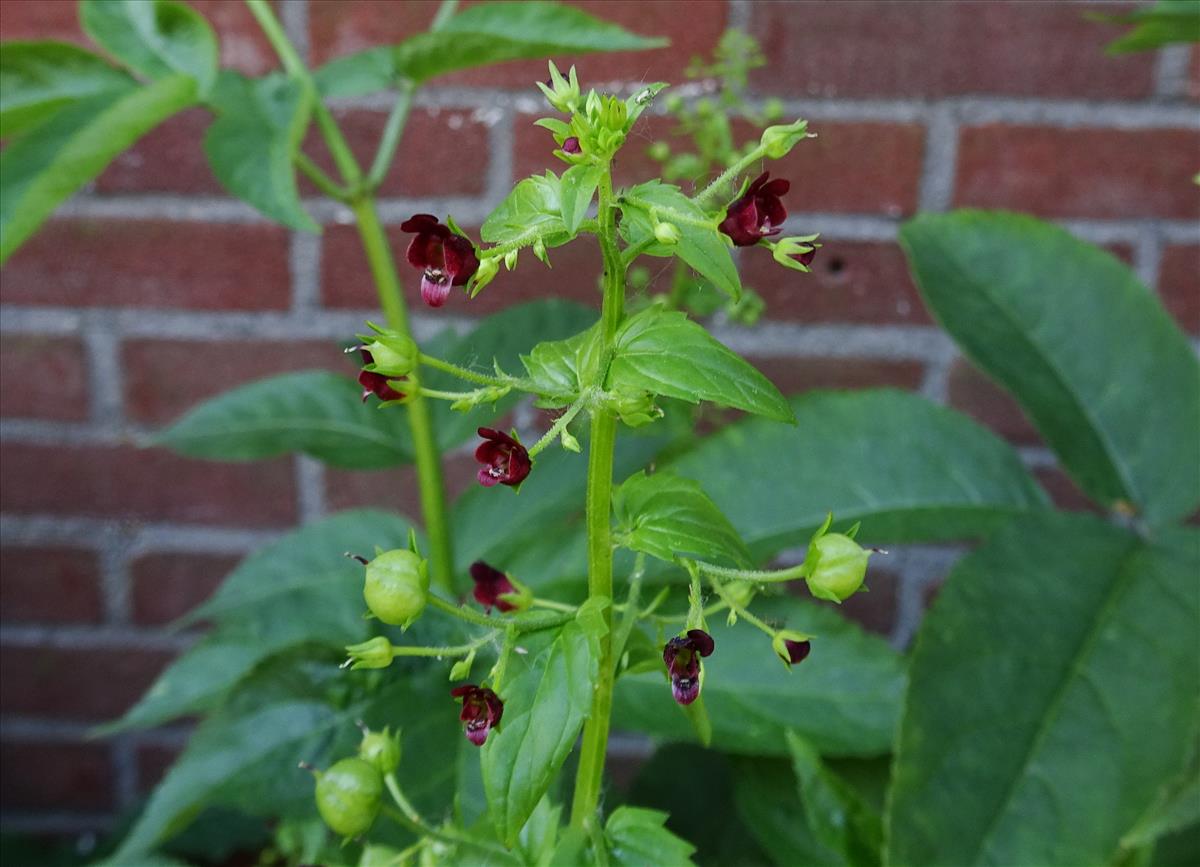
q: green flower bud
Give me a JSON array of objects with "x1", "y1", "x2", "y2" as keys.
[
  {"x1": 612, "y1": 390, "x2": 662, "y2": 428},
  {"x1": 469, "y1": 256, "x2": 500, "y2": 298},
  {"x1": 647, "y1": 141, "x2": 671, "y2": 163},
  {"x1": 358, "y1": 725, "x2": 401, "y2": 775},
  {"x1": 805, "y1": 533, "x2": 871, "y2": 603},
  {"x1": 313, "y1": 757, "x2": 383, "y2": 838},
  {"x1": 536, "y1": 61, "x2": 580, "y2": 114},
  {"x1": 760, "y1": 119, "x2": 812, "y2": 160},
  {"x1": 343, "y1": 636, "x2": 395, "y2": 670},
  {"x1": 363, "y1": 549, "x2": 429, "y2": 628},
  {"x1": 532, "y1": 238, "x2": 549, "y2": 265},
  {"x1": 654, "y1": 221, "x2": 682, "y2": 245},
  {"x1": 358, "y1": 326, "x2": 417, "y2": 378},
  {"x1": 503, "y1": 249, "x2": 519, "y2": 271}
]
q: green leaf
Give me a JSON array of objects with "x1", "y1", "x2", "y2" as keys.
[
  {"x1": 733, "y1": 758, "x2": 841, "y2": 866},
  {"x1": 786, "y1": 731, "x2": 882, "y2": 867},
  {"x1": 613, "y1": 597, "x2": 906, "y2": 757},
  {"x1": 619, "y1": 180, "x2": 742, "y2": 301},
  {"x1": 155, "y1": 371, "x2": 414, "y2": 469},
  {"x1": 604, "y1": 807, "x2": 697, "y2": 867},
  {"x1": 1099, "y1": 1, "x2": 1200, "y2": 53},
  {"x1": 559, "y1": 163, "x2": 603, "y2": 235},
  {"x1": 669, "y1": 389, "x2": 1048, "y2": 559},
  {"x1": 613, "y1": 470, "x2": 751, "y2": 566},
  {"x1": 313, "y1": 1, "x2": 667, "y2": 97},
  {"x1": 0, "y1": 73, "x2": 196, "y2": 264},
  {"x1": 111, "y1": 673, "x2": 457, "y2": 861},
  {"x1": 203, "y1": 71, "x2": 317, "y2": 232},
  {"x1": 900, "y1": 210, "x2": 1200, "y2": 527},
  {"x1": 81, "y1": 0, "x2": 218, "y2": 95},
  {"x1": 481, "y1": 173, "x2": 567, "y2": 247},
  {"x1": 0, "y1": 41, "x2": 133, "y2": 136},
  {"x1": 520, "y1": 323, "x2": 600, "y2": 407},
  {"x1": 482, "y1": 619, "x2": 602, "y2": 847},
  {"x1": 610, "y1": 307, "x2": 792, "y2": 422},
  {"x1": 886, "y1": 515, "x2": 1200, "y2": 866}
]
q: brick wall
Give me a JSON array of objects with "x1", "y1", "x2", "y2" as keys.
[{"x1": 1, "y1": 0, "x2": 1197, "y2": 841}]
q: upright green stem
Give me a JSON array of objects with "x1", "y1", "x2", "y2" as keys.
[
  {"x1": 350, "y1": 199, "x2": 455, "y2": 594},
  {"x1": 570, "y1": 171, "x2": 625, "y2": 830}
]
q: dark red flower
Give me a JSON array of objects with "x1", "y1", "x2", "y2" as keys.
[
  {"x1": 793, "y1": 248, "x2": 817, "y2": 268},
  {"x1": 357, "y1": 349, "x2": 405, "y2": 402},
  {"x1": 400, "y1": 213, "x2": 480, "y2": 308},
  {"x1": 718, "y1": 172, "x2": 790, "y2": 247},
  {"x1": 662, "y1": 629, "x2": 715, "y2": 705},
  {"x1": 451, "y1": 684, "x2": 503, "y2": 746},
  {"x1": 474, "y1": 427, "x2": 531, "y2": 488},
  {"x1": 562, "y1": 136, "x2": 581, "y2": 154},
  {"x1": 470, "y1": 561, "x2": 518, "y2": 612},
  {"x1": 782, "y1": 638, "x2": 811, "y2": 665}
]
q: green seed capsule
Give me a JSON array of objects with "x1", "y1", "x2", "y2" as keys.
[
  {"x1": 805, "y1": 533, "x2": 870, "y2": 603},
  {"x1": 363, "y1": 549, "x2": 429, "y2": 628},
  {"x1": 314, "y1": 757, "x2": 383, "y2": 837}
]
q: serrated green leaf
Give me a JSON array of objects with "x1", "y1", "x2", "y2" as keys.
[
  {"x1": 901, "y1": 210, "x2": 1200, "y2": 527},
  {"x1": 613, "y1": 470, "x2": 751, "y2": 566},
  {"x1": 155, "y1": 370, "x2": 414, "y2": 468},
  {"x1": 0, "y1": 41, "x2": 133, "y2": 136},
  {"x1": 314, "y1": 1, "x2": 667, "y2": 98},
  {"x1": 559, "y1": 163, "x2": 603, "y2": 235},
  {"x1": 887, "y1": 516, "x2": 1200, "y2": 866},
  {"x1": 482, "y1": 621, "x2": 601, "y2": 846},
  {"x1": 605, "y1": 807, "x2": 697, "y2": 867},
  {"x1": 520, "y1": 322, "x2": 600, "y2": 407},
  {"x1": 609, "y1": 307, "x2": 791, "y2": 422},
  {"x1": 619, "y1": 180, "x2": 742, "y2": 301},
  {"x1": 613, "y1": 597, "x2": 906, "y2": 757},
  {"x1": 203, "y1": 71, "x2": 317, "y2": 232},
  {"x1": 0, "y1": 73, "x2": 195, "y2": 264},
  {"x1": 481, "y1": 173, "x2": 567, "y2": 247},
  {"x1": 669, "y1": 389, "x2": 1048, "y2": 559},
  {"x1": 81, "y1": 0, "x2": 218, "y2": 95}
]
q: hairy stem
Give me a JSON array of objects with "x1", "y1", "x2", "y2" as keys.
[{"x1": 570, "y1": 170, "x2": 625, "y2": 830}]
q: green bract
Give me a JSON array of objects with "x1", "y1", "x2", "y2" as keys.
[
  {"x1": 314, "y1": 757, "x2": 383, "y2": 837},
  {"x1": 363, "y1": 549, "x2": 429, "y2": 628},
  {"x1": 358, "y1": 726, "x2": 401, "y2": 775}
]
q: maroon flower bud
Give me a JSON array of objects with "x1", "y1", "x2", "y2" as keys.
[
  {"x1": 357, "y1": 349, "x2": 405, "y2": 402},
  {"x1": 718, "y1": 171, "x2": 790, "y2": 247},
  {"x1": 662, "y1": 629, "x2": 715, "y2": 706},
  {"x1": 474, "y1": 427, "x2": 532, "y2": 488},
  {"x1": 783, "y1": 638, "x2": 810, "y2": 664},
  {"x1": 400, "y1": 213, "x2": 480, "y2": 308},
  {"x1": 451, "y1": 684, "x2": 503, "y2": 746},
  {"x1": 562, "y1": 136, "x2": 581, "y2": 154},
  {"x1": 470, "y1": 560, "x2": 517, "y2": 612},
  {"x1": 793, "y1": 248, "x2": 816, "y2": 268}
]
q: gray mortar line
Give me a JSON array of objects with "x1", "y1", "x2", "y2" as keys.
[
  {"x1": 111, "y1": 735, "x2": 139, "y2": 810},
  {"x1": 889, "y1": 544, "x2": 968, "y2": 649},
  {"x1": 81, "y1": 317, "x2": 126, "y2": 430},
  {"x1": 295, "y1": 455, "x2": 328, "y2": 523},
  {"x1": 712, "y1": 323, "x2": 956, "y2": 361},
  {"x1": 486, "y1": 103, "x2": 517, "y2": 204},
  {"x1": 1154, "y1": 44, "x2": 1194, "y2": 100},
  {"x1": 290, "y1": 229, "x2": 323, "y2": 312},
  {"x1": 98, "y1": 528, "x2": 135, "y2": 625},
  {"x1": 917, "y1": 104, "x2": 960, "y2": 214},
  {"x1": 1135, "y1": 224, "x2": 1165, "y2": 290},
  {"x1": 726, "y1": 0, "x2": 752, "y2": 32},
  {"x1": 0, "y1": 514, "x2": 279, "y2": 553},
  {"x1": 279, "y1": 0, "x2": 311, "y2": 65}
]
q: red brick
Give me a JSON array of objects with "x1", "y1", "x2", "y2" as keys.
[
  {"x1": 954, "y1": 126, "x2": 1200, "y2": 220},
  {"x1": 0, "y1": 443, "x2": 297, "y2": 527},
  {"x1": 325, "y1": 453, "x2": 477, "y2": 516},
  {"x1": 0, "y1": 335, "x2": 89, "y2": 421},
  {"x1": 0, "y1": 741, "x2": 114, "y2": 811},
  {"x1": 785, "y1": 565, "x2": 899, "y2": 637},
  {"x1": 95, "y1": 109, "x2": 221, "y2": 196},
  {"x1": 302, "y1": 108, "x2": 490, "y2": 199},
  {"x1": 0, "y1": 645, "x2": 174, "y2": 720},
  {"x1": 742, "y1": 240, "x2": 929, "y2": 325},
  {"x1": 1, "y1": 219, "x2": 291, "y2": 310},
  {"x1": 0, "y1": 0, "x2": 276, "y2": 74},
  {"x1": 1159, "y1": 244, "x2": 1199, "y2": 335},
  {"x1": 309, "y1": 0, "x2": 726, "y2": 88},
  {"x1": 1189, "y1": 47, "x2": 1200, "y2": 102},
  {"x1": 129, "y1": 552, "x2": 239, "y2": 626},
  {"x1": 122, "y1": 339, "x2": 347, "y2": 426},
  {"x1": 136, "y1": 742, "x2": 181, "y2": 795},
  {"x1": 946, "y1": 357, "x2": 1041, "y2": 446},
  {"x1": 749, "y1": 357, "x2": 925, "y2": 397},
  {"x1": 749, "y1": 1, "x2": 1154, "y2": 100},
  {"x1": 1034, "y1": 466, "x2": 1102, "y2": 514},
  {"x1": 0, "y1": 547, "x2": 104, "y2": 625}
]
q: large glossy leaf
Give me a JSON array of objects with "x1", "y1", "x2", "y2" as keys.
[
  {"x1": 613, "y1": 470, "x2": 751, "y2": 567},
  {"x1": 787, "y1": 731, "x2": 881, "y2": 867},
  {"x1": 203, "y1": 71, "x2": 316, "y2": 232},
  {"x1": 618, "y1": 180, "x2": 742, "y2": 301},
  {"x1": 610, "y1": 308, "x2": 792, "y2": 423},
  {"x1": 613, "y1": 597, "x2": 906, "y2": 757},
  {"x1": 0, "y1": 41, "x2": 133, "y2": 136},
  {"x1": 0, "y1": 74, "x2": 196, "y2": 263},
  {"x1": 901, "y1": 210, "x2": 1200, "y2": 527},
  {"x1": 670, "y1": 389, "x2": 1048, "y2": 559},
  {"x1": 733, "y1": 758, "x2": 841, "y2": 867},
  {"x1": 155, "y1": 371, "x2": 414, "y2": 468},
  {"x1": 102, "y1": 511, "x2": 413, "y2": 733},
  {"x1": 81, "y1": 0, "x2": 218, "y2": 95},
  {"x1": 887, "y1": 516, "x2": 1200, "y2": 866},
  {"x1": 314, "y1": 1, "x2": 666, "y2": 97},
  {"x1": 481, "y1": 614, "x2": 601, "y2": 846}
]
